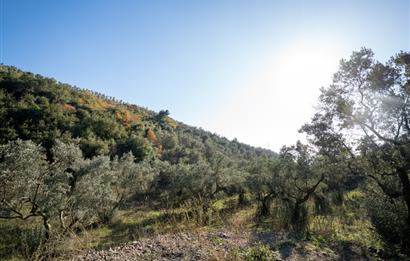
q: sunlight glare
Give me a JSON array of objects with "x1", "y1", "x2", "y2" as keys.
[{"x1": 216, "y1": 39, "x2": 345, "y2": 150}]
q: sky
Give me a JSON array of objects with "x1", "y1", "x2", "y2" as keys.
[{"x1": 1, "y1": 0, "x2": 409, "y2": 151}]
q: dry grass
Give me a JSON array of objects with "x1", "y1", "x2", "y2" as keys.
[{"x1": 0, "y1": 191, "x2": 385, "y2": 260}]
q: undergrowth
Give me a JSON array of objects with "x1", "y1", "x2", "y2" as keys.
[{"x1": 0, "y1": 192, "x2": 390, "y2": 260}]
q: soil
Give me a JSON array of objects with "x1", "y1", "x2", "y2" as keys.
[{"x1": 74, "y1": 229, "x2": 380, "y2": 260}]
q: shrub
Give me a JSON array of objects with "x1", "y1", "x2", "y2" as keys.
[{"x1": 366, "y1": 194, "x2": 408, "y2": 253}]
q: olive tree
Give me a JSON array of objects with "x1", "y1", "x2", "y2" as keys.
[
  {"x1": 0, "y1": 140, "x2": 83, "y2": 238},
  {"x1": 69, "y1": 152, "x2": 153, "y2": 225},
  {"x1": 279, "y1": 142, "x2": 325, "y2": 231},
  {"x1": 247, "y1": 157, "x2": 281, "y2": 217},
  {"x1": 311, "y1": 48, "x2": 410, "y2": 252},
  {"x1": 0, "y1": 139, "x2": 153, "y2": 238}
]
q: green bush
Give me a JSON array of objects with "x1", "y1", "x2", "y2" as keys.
[
  {"x1": 0, "y1": 223, "x2": 45, "y2": 260},
  {"x1": 19, "y1": 226, "x2": 45, "y2": 260},
  {"x1": 366, "y1": 194, "x2": 408, "y2": 253}
]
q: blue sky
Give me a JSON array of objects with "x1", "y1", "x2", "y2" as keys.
[{"x1": 1, "y1": 0, "x2": 409, "y2": 150}]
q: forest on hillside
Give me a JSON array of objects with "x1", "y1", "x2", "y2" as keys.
[{"x1": 1, "y1": 48, "x2": 410, "y2": 260}]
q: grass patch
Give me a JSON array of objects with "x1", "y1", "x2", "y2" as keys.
[
  {"x1": 212, "y1": 195, "x2": 238, "y2": 211},
  {"x1": 70, "y1": 198, "x2": 255, "y2": 253},
  {"x1": 308, "y1": 213, "x2": 383, "y2": 255}
]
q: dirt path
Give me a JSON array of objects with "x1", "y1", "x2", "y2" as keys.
[
  {"x1": 74, "y1": 229, "x2": 379, "y2": 260},
  {"x1": 75, "y1": 230, "x2": 246, "y2": 260}
]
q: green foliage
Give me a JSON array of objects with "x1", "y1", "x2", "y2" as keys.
[
  {"x1": 0, "y1": 139, "x2": 152, "y2": 239},
  {"x1": 302, "y1": 49, "x2": 410, "y2": 255},
  {"x1": 115, "y1": 135, "x2": 152, "y2": 162},
  {"x1": 366, "y1": 193, "x2": 408, "y2": 251},
  {"x1": 0, "y1": 139, "x2": 82, "y2": 239},
  {"x1": 3, "y1": 51, "x2": 410, "y2": 259},
  {"x1": 247, "y1": 157, "x2": 280, "y2": 217},
  {"x1": 277, "y1": 142, "x2": 326, "y2": 233},
  {"x1": 0, "y1": 64, "x2": 275, "y2": 164},
  {"x1": 0, "y1": 221, "x2": 44, "y2": 260}
]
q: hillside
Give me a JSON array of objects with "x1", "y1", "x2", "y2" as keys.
[
  {"x1": 1, "y1": 50, "x2": 410, "y2": 261},
  {"x1": 0, "y1": 65, "x2": 275, "y2": 161}
]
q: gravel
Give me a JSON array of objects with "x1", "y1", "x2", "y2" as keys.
[
  {"x1": 74, "y1": 230, "x2": 248, "y2": 261},
  {"x1": 74, "y1": 229, "x2": 379, "y2": 261}
]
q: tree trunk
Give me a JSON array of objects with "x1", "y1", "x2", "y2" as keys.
[
  {"x1": 291, "y1": 203, "x2": 300, "y2": 225},
  {"x1": 42, "y1": 215, "x2": 51, "y2": 240},
  {"x1": 397, "y1": 167, "x2": 410, "y2": 225},
  {"x1": 259, "y1": 196, "x2": 271, "y2": 217},
  {"x1": 202, "y1": 200, "x2": 210, "y2": 225},
  {"x1": 397, "y1": 166, "x2": 410, "y2": 253},
  {"x1": 334, "y1": 190, "x2": 344, "y2": 206},
  {"x1": 59, "y1": 210, "x2": 66, "y2": 230},
  {"x1": 397, "y1": 148, "x2": 410, "y2": 226},
  {"x1": 238, "y1": 191, "x2": 246, "y2": 206}
]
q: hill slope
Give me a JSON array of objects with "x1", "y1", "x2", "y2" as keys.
[
  {"x1": 0, "y1": 63, "x2": 395, "y2": 261},
  {"x1": 0, "y1": 65, "x2": 275, "y2": 161}
]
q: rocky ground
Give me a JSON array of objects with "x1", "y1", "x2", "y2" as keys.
[{"x1": 74, "y1": 229, "x2": 380, "y2": 261}]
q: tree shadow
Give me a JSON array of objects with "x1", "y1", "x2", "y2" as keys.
[
  {"x1": 95, "y1": 209, "x2": 196, "y2": 249},
  {"x1": 247, "y1": 224, "x2": 299, "y2": 260},
  {"x1": 95, "y1": 197, "x2": 243, "y2": 250},
  {"x1": 335, "y1": 241, "x2": 372, "y2": 261}
]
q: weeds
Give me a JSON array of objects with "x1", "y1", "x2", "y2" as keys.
[
  {"x1": 240, "y1": 244, "x2": 280, "y2": 261},
  {"x1": 0, "y1": 190, "x2": 389, "y2": 260}
]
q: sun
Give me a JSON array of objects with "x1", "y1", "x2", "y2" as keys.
[
  {"x1": 276, "y1": 40, "x2": 343, "y2": 91},
  {"x1": 213, "y1": 36, "x2": 347, "y2": 150}
]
